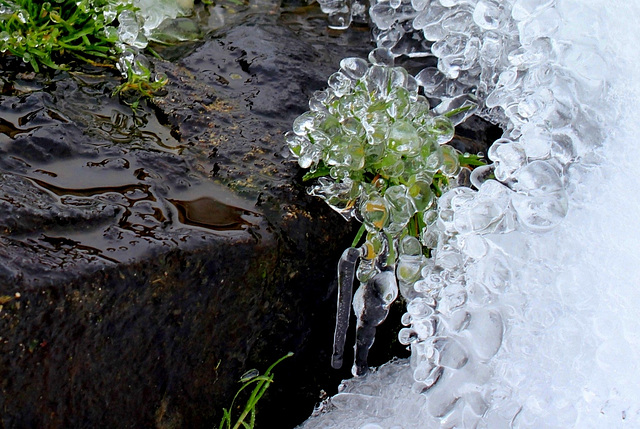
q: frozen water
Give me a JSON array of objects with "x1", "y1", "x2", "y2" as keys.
[
  {"x1": 114, "y1": 0, "x2": 195, "y2": 50},
  {"x1": 332, "y1": 247, "x2": 363, "y2": 370},
  {"x1": 353, "y1": 268, "x2": 398, "y2": 376},
  {"x1": 134, "y1": 0, "x2": 194, "y2": 37},
  {"x1": 301, "y1": 0, "x2": 640, "y2": 427},
  {"x1": 318, "y1": 0, "x2": 353, "y2": 29},
  {"x1": 117, "y1": 9, "x2": 147, "y2": 49},
  {"x1": 286, "y1": 57, "x2": 479, "y2": 379},
  {"x1": 112, "y1": 0, "x2": 196, "y2": 81}
]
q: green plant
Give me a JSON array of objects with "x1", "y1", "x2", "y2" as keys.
[
  {"x1": 0, "y1": 0, "x2": 165, "y2": 100},
  {"x1": 286, "y1": 58, "x2": 483, "y2": 257},
  {"x1": 286, "y1": 58, "x2": 485, "y2": 375},
  {"x1": 0, "y1": 0, "x2": 128, "y2": 70},
  {"x1": 219, "y1": 352, "x2": 293, "y2": 429},
  {"x1": 113, "y1": 54, "x2": 168, "y2": 109}
]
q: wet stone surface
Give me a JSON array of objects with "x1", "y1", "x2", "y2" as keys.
[{"x1": 0, "y1": 6, "x2": 498, "y2": 429}]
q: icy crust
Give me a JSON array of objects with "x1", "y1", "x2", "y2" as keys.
[
  {"x1": 115, "y1": 0, "x2": 194, "y2": 77},
  {"x1": 117, "y1": 0, "x2": 194, "y2": 49},
  {"x1": 302, "y1": 359, "x2": 435, "y2": 429},
  {"x1": 299, "y1": 0, "x2": 638, "y2": 428},
  {"x1": 391, "y1": 3, "x2": 615, "y2": 425}
]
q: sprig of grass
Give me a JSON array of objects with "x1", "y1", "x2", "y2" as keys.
[
  {"x1": 113, "y1": 57, "x2": 168, "y2": 109},
  {"x1": 219, "y1": 352, "x2": 293, "y2": 429},
  {"x1": 458, "y1": 152, "x2": 486, "y2": 167},
  {"x1": 0, "y1": 0, "x2": 127, "y2": 71}
]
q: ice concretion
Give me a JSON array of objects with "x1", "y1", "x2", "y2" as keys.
[
  {"x1": 116, "y1": 0, "x2": 194, "y2": 50},
  {"x1": 134, "y1": 0, "x2": 194, "y2": 35},
  {"x1": 301, "y1": 0, "x2": 640, "y2": 427},
  {"x1": 114, "y1": 0, "x2": 195, "y2": 80}
]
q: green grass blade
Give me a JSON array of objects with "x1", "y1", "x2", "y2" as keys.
[{"x1": 219, "y1": 353, "x2": 293, "y2": 429}]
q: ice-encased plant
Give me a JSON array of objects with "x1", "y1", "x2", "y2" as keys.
[{"x1": 286, "y1": 57, "x2": 481, "y2": 376}]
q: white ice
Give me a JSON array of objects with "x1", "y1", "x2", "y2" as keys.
[{"x1": 301, "y1": 0, "x2": 640, "y2": 427}]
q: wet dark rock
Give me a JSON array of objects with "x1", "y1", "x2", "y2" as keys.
[{"x1": 449, "y1": 114, "x2": 503, "y2": 157}]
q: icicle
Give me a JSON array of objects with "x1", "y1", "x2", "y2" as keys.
[
  {"x1": 332, "y1": 246, "x2": 364, "y2": 369},
  {"x1": 352, "y1": 268, "x2": 398, "y2": 376}
]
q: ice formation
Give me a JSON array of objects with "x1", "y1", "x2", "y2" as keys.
[
  {"x1": 286, "y1": 57, "x2": 484, "y2": 376},
  {"x1": 114, "y1": 0, "x2": 195, "y2": 77},
  {"x1": 298, "y1": 0, "x2": 640, "y2": 427},
  {"x1": 116, "y1": 0, "x2": 195, "y2": 47}
]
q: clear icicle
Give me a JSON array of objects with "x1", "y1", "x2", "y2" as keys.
[
  {"x1": 352, "y1": 268, "x2": 398, "y2": 376},
  {"x1": 332, "y1": 246, "x2": 364, "y2": 369}
]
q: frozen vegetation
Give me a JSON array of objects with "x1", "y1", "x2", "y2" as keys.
[
  {"x1": 293, "y1": 0, "x2": 640, "y2": 427},
  {"x1": 114, "y1": 0, "x2": 195, "y2": 79},
  {"x1": 286, "y1": 55, "x2": 484, "y2": 378}
]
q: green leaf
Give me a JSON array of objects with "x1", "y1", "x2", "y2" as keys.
[
  {"x1": 458, "y1": 153, "x2": 486, "y2": 167},
  {"x1": 443, "y1": 103, "x2": 475, "y2": 118},
  {"x1": 60, "y1": 25, "x2": 95, "y2": 43},
  {"x1": 302, "y1": 162, "x2": 330, "y2": 181},
  {"x1": 219, "y1": 353, "x2": 293, "y2": 429},
  {"x1": 351, "y1": 223, "x2": 366, "y2": 248}
]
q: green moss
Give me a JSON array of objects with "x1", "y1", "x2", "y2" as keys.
[{"x1": 0, "y1": 0, "x2": 129, "y2": 70}]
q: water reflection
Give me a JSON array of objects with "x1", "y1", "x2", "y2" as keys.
[
  {"x1": 0, "y1": 63, "x2": 264, "y2": 271},
  {"x1": 168, "y1": 196, "x2": 259, "y2": 230}
]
